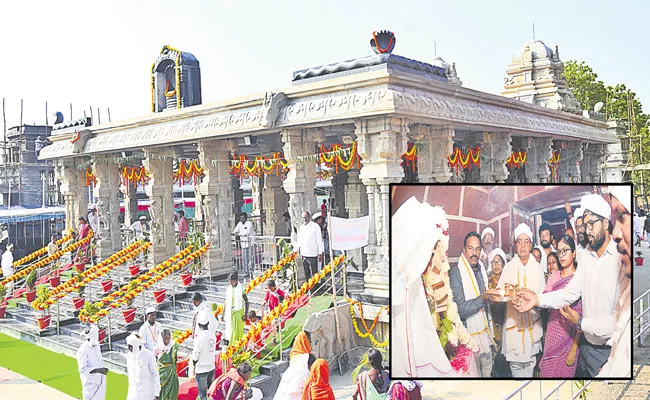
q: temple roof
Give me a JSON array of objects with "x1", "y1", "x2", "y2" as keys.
[{"x1": 511, "y1": 40, "x2": 554, "y2": 63}]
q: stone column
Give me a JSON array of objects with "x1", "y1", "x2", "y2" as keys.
[
  {"x1": 524, "y1": 137, "x2": 553, "y2": 183},
  {"x1": 120, "y1": 181, "x2": 139, "y2": 227},
  {"x1": 262, "y1": 174, "x2": 289, "y2": 236},
  {"x1": 282, "y1": 128, "x2": 319, "y2": 232},
  {"x1": 198, "y1": 140, "x2": 237, "y2": 276},
  {"x1": 344, "y1": 171, "x2": 368, "y2": 267},
  {"x1": 356, "y1": 116, "x2": 408, "y2": 298},
  {"x1": 478, "y1": 131, "x2": 511, "y2": 183},
  {"x1": 143, "y1": 148, "x2": 176, "y2": 263},
  {"x1": 412, "y1": 124, "x2": 455, "y2": 183},
  {"x1": 331, "y1": 172, "x2": 348, "y2": 219},
  {"x1": 232, "y1": 177, "x2": 243, "y2": 217},
  {"x1": 581, "y1": 143, "x2": 607, "y2": 183},
  {"x1": 557, "y1": 140, "x2": 583, "y2": 183},
  {"x1": 603, "y1": 120, "x2": 629, "y2": 183},
  {"x1": 92, "y1": 155, "x2": 121, "y2": 257},
  {"x1": 56, "y1": 159, "x2": 89, "y2": 233}
]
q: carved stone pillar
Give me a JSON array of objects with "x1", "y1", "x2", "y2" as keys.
[
  {"x1": 523, "y1": 137, "x2": 553, "y2": 183},
  {"x1": 56, "y1": 159, "x2": 89, "y2": 233},
  {"x1": 262, "y1": 175, "x2": 288, "y2": 236},
  {"x1": 478, "y1": 131, "x2": 511, "y2": 183},
  {"x1": 556, "y1": 140, "x2": 583, "y2": 183},
  {"x1": 92, "y1": 155, "x2": 121, "y2": 257},
  {"x1": 332, "y1": 173, "x2": 348, "y2": 219},
  {"x1": 282, "y1": 129, "x2": 319, "y2": 233},
  {"x1": 198, "y1": 140, "x2": 236, "y2": 276},
  {"x1": 412, "y1": 124, "x2": 455, "y2": 183},
  {"x1": 603, "y1": 120, "x2": 629, "y2": 183},
  {"x1": 232, "y1": 177, "x2": 243, "y2": 217},
  {"x1": 143, "y1": 148, "x2": 176, "y2": 263},
  {"x1": 581, "y1": 143, "x2": 607, "y2": 183},
  {"x1": 120, "y1": 181, "x2": 139, "y2": 227},
  {"x1": 344, "y1": 171, "x2": 368, "y2": 267},
  {"x1": 356, "y1": 116, "x2": 408, "y2": 298}
]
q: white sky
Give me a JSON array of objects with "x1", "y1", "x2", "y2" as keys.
[{"x1": 0, "y1": 0, "x2": 646, "y2": 131}]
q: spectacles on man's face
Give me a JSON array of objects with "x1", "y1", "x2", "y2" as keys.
[
  {"x1": 557, "y1": 248, "x2": 572, "y2": 257},
  {"x1": 584, "y1": 218, "x2": 603, "y2": 231}
]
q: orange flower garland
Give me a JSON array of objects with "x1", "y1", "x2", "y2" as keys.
[
  {"x1": 346, "y1": 298, "x2": 389, "y2": 347},
  {"x1": 221, "y1": 254, "x2": 345, "y2": 361},
  {"x1": 372, "y1": 31, "x2": 394, "y2": 54},
  {"x1": 12, "y1": 235, "x2": 72, "y2": 268},
  {"x1": 121, "y1": 166, "x2": 150, "y2": 194},
  {"x1": 0, "y1": 233, "x2": 93, "y2": 287},
  {"x1": 319, "y1": 143, "x2": 360, "y2": 174},
  {"x1": 174, "y1": 159, "x2": 204, "y2": 186},
  {"x1": 401, "y1": 142, "x2": 417, "y2": 172},
  {"x1": 448, "y1": 146, "x2": 481, "y2": 172},
  {"x1": 548, "y1": 150, "x2": 561, "y2": 182},
  {"x1": 85, "y1": 168, "x2": 97, "y2": 187},
  {"x1": 229, "y1": 153, "x2": 289, "y2": 179},
  {"x1": 244, "y1": 252, "x2": 297, "y2": 295},
  {"x1": 506, "y1": 151, "x2": 527, "y2": 169}
]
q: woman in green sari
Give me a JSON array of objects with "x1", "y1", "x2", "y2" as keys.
[
  {"x1": 154, "y1": 329, "x2": 180, "y2": 400},
  {"x1": 353, "y1": 350, "x2": 390, "y2": 400}
]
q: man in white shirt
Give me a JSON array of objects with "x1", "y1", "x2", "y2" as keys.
[
  {"x1": 295, "y1": 211, "x2": 324, "y2": 287},
  {"x1": 76, "y1": 324, "x2": 108, "y2": 400},
  {"x1": 88, "y1": 208, "x2": 99, "y2": 234},
  {"x1": 130, "y1": 216, "x2": 148, "y2": 236},
  {"x1": 126, "y1": 333, "x2": 161, "y2": 400},
  {"x1": 191, "y1": 293, "x2": 217, "y2": 340},
  {"x1": 138, "y1": 307, "x2": 162, "y2": 352},
  {"x1": 192, "y1": 310, "x2": 216, "y2": 400},
  {"x1": 597, "y1": 187, "x2": 632, "y2": 378},
  {"x1": 479, "y1": 227, "x2": 495, "y2": 274},
  {"x1": 1, "y1": 244, "x2": 14, "y2": 297},
  {"x1": 233, "y1": 213, "x2": 254, "y2": 277},
  {"x1": 566, "y1": 204, "x2": 589, "y2": 264},
  {"x1": 516, "y1": 194, "x2": 622, "y2": 377},
  {"x1": 537, "y1": 222, "x2": 556, "y2": 274}
]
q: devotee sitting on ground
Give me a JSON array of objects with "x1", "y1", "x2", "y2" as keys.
[
  {"x1": 301, "y1": 358, "x2": 335, "y2": 400},
  {"x1": 208, "y1": 362, "x2": 256, "y2": 400},
  {"x1": 1, "y1": 244, "x2": 14, "y2": 297},
  {"x1": 539, "y1": 235, "x2": 582, "y2": 378},
  {"x1": 498, "y1": 223, "x2": 545, "y2": 378},
  {"x1": 385, "y1": 381, "x2": 423, "y2": 400},
  {"x1": 126, "y1": 333, "x2": 160, "y2": 400},
  {"x1": 597, "y1": 187, "x2": 632, "y2": 378},
  {"x1": 192, "y1": 292, "x2": 218, "y2": 340},
  {"x1": 273, "y1": 331, "x2": 314, "y2": 400},
  {"x1": 516, "y1": 194, "x2": 622, "y2": 377},
  {"x1": 193, "y1": 309, "x2": 217, "y2": 400},
  {"x1": 222, "y1": 271, "x2": 248, "y2": 346},
  {"x1": 479, "y1": 227, "x2": 495, "y2": 274},
  {"x1": 449, "y1": 231, "x2": 494, "y2": 378},
  {"x1": 139, "y1": 307, "x2": 163, "y2": 351},
  {"x1": 47, "y1": 235, "x2": 59, "y2": 256},
  {"x1": 353, "y1": 349, "x2": 390, "y2": 400},
  {"x1": 487, "y1": 248, "x2": 510, "y2": 378},
  {"x1": 154, "y1": 329, "x2": 180, "y2": 400},
  {"x1": 76, "y1": 324, "x2": 108, "y2": 400},
  {"x1": 531, "y1": 246, "x2": 543, "y2": 265},
  {"x1": 538, "y1": 223, "x2": 556, "y2": 275}
]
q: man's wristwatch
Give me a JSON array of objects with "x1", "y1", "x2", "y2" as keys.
[{"x1": 577, "y1": 316, "x2": 583, "y2": 329}]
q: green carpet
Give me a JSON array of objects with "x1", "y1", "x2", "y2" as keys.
[{"x1": 0, "y1": 333, "x2": 128, "y2": 399}]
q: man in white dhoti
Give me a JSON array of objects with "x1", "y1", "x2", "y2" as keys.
[
  {"x1": 138, "y1": 307, "x2": 163, "y2": 351},
  {"x1": 223, "y1": 272, "x2": 248, "y2": 346},
  {"x1": 597, "y1": 187, "x2": 632, "y2": 378},
  {"x1": 391, "y1": 196, "x2": 455, "y2": 378},
  {"x1": 191, "y1": 292, "x2": 218, "y2": 340},
  {"x1": 516, "y1": 194, "x2": 622, "y2": 377},
  {"x1": 193, "y1": 309, "x2": 217, "y2": 400},
  {"x1": 126, "y1": 333, "x2": 161, "y2": 400},
  {"x1": 450, "y1": 231, "x2": 494, "y2": 377},
  {"x1": 479, "y1": 227, "x2": 495, "y2": 274},
  {"x1": 498, "y1": 223, "x2": 544, "y2": 377},
  {"x1": 76, "y1": 324, "x2": 108, "y2": 400},
  {"x1": 1, "y1": 244, "x2": 14, "y2": 297}
]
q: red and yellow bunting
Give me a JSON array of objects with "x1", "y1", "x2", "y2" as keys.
[
  {"x1": 13, "y1": 235, "x2": 72, "y2": 268},
  {"x1": 174, "y1": 159, "x2": 204, "y2": 187},
  {"x1": 229, "y1": 153, "x2": 289, "y2": 179},
  {"x1": 506, "y1": 151, "x2": 527, "y2": 169},
  {"x1": 85, "y1": 168, "x2": 97, "y2": 187},
  {"x1": 448, "y1": 146, "x2": 481, "y2": 172},
  {"x1": 121, "y1": 166, "x2": 150, "y2": 193},
  {"x1": 319, "y1": 142, "x2": 360, "y2": 174}
]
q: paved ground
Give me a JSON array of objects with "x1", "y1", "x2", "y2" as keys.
[
  {"x1": 0, "y1": 367, "x2": 76, "y2": 400},
  {"x1": 633, "y1": 242, "x2": 650, "y2": 299}
]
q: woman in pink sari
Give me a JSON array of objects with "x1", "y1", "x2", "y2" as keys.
[
  {"x1": 75, "y1": 217, "x2": 92, "y2": 261},
  {"x1": 539, "y1": 235, "x2": 582, "y2": 377}
]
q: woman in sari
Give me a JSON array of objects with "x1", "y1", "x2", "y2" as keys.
[
  {"x1": 273, "y1": 331, "x2": 313, "y2": 400},
  {"x1": 353, "y1": 349, "x2": 390, "y2": 400},
  {"x1": 208, "y1": 363, "x2": 252, "y2": 400},
  {"x1": 154, "y1": 329, "x2": 180, "y2": 400},
  {"x1": 301, "y1": 358, "x2": 335, "y2": 400},
  {"x1": 75, "y1": 217, "x2": 92, "y2": 262},
  {"x1": 385, "y1": 381, "x2": 422, "y2": 400},
  {"x1": 539, "y1": 235, "x2": 582, "y2": 378}
]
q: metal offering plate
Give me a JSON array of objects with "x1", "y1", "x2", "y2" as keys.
[{"x1": 485, "y1": 289, "x2": 514, "y2": 303}]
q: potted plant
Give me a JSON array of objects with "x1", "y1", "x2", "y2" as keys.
[
  {"x1": 153, "y1": 288, "x2": 167, "y2": 304},
  {"x1": 49, "y1": 269, "x2": 60, "y2": 288},
  {"x1": 101, "y1": 279, "x2": 113, "y2": 293},
  {"x1": 78, "y1": 301, "x2": 101, "y2": 322},
  {"x1": 128, "y1": 264, "x2": 140, "y2": 277},
  {"x1": 25, "y1": 270, "x2": 37, "y2": 302},
  {"x1": 636, "y1": 250, "x2": 644, "y2": 266},
  {"x1": 98, "y1": 326, "x2": 107, "y2": 343},
  {"x1": 180, "y1": 273, "x2": 193, "y2": 287},
  {"x1": 72, "y1": 296, "x2": 86, "y2": 310},
  {"x1": 35, "y1": 286, "x2": 52, "y2": 330},
  {"x1": 0, "y1": 285, "x2": 7, "y2": 318},
  {"x1": 122, "y1": 280, "x2": 138, "y2": 324},
  {"x1": 74, "y1": 273, "x2": 85, "y2": 297}
]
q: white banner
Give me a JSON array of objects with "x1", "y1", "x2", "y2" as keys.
[{"x1": 330, "y1": 216, "x2": 370, "y2": 250}]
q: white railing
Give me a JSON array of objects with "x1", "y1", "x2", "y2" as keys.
[
  {"x1": 504, "y1": 380, "x2": 593, "y2": 400},
  {"x1": 634, "y1": 288, "x2": 650, "y2": 346},
  {"x1": 231, "y1": 235, "x2": 291, "y2": 278}
]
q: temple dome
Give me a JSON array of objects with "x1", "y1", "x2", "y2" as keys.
[{"x1": 511, "y1": 40, "x2": 554, "y2": 63}]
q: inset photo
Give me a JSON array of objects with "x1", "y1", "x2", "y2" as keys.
[{"x1": 390, "y1": 184, "x2": 633, "y2": 380}]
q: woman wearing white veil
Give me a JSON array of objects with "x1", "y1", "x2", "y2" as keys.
[{"x1": 391, "y1": 196, "x2": 456, "y2": 378}]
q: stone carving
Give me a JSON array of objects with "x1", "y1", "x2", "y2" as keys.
[
  {"x1": 71, "y1": 129, "x2": 92, "y2": 154},
  {"x1": 370, "y1": 30, "x2": 396, "y2": 55},
  {"x1": 149, "y1": 196, "x2": 165, "y2": 245},
  {"x1": 95, "y1": 197, "x2": 109, "y2": 241},
  {"x1": 202, "y1": 195, "x2": 219, "y2": 247},
  {"x1": 260, "y1": 92, "x2": 287, "y2": 128},
  {"x1": 303, "y1": 306, "x2": 356, "y2": 360}
]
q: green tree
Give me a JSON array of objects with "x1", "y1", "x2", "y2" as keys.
[{"x1": 563, "y1": 61, "x2": 607, "y2": 111}]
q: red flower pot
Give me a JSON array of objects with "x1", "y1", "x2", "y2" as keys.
[
  {"x1": 0, "y1": 305, "x2": 6, "y2": 319},
  {"x1": 153, "y1": 289, "x2": 167, "y2": 304},
  {"x1": 129, "y1": 265, "x2": 140, "y2": 277},
  {"x1": 181, "y1": 273, "x2": 192, "y2": 287},
  {"x1": 25, "y1": 291, "x2": 36, "y2": 302},
  {"x1": 635, "y1": 257, "x2": 644, "y2": 266},
  {"x1": 37, "y1": 315, "x2": 51, "y2": 330},
  {"x1": 98, "y1": 328, "x2": 106, "y2": 343},
  {"x1": 72, "y1": 297, "x2": 85, "y2": 310},
  {"x1": 177, "y1": 357, "x2": 189, "y2": 377},
  {"x1": 101, "y1": 280, "x2": 113, "y2": 293},
  {"x1": 49, "y1": 276, "x2": 60, "y2": 288},
  {"x1": 75, "y1": 263, "x2": 85, "y2": 273},
  {"x1": 122, "y1": 308, "x2": 137, "y2": 324}
]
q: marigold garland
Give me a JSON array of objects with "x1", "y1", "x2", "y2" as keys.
[
  {"x1": 121, "y1": 166, "x2": 151, "y2": 194},
  {"x1": 229, "y1": 153, "x2": 289, "y2": 179},
  {"x1": 347, "y1": 298, "x2": 389, "y2": 347},
  {"x1": 506, "y1": 151, "x2": 527, "y2": 169},
  {"x1": 221, "y1": 255, "x2": 345, "y2": 361},
  {"x1": 319, "y1": 142, "x2": 360, "y2": 174},
  {"x1": 244, "y1": 252, "x2": 297, "y2": 295},
  {"x1": 0, "y1": 233, "x2": 93, "y2": 288},
  {"x1": 548, "y1": 151, "x2": 561, "y2": 182},
  {"x1": 12, "y1": 235, "x2": 72, "y2": 268},
  {"x1": 372, "y1": 31, "x2": 394, "y2": 54},
  {"x1": 174, "y1": 159, "x2": 204, "y2": 186},
  {"x1": 85, "y1": 168, "x2": 97, "y2": 187},
  {"x1": 401, "y1": 142, "x2": 417, "y2": 172},
  {"x1": 448, "y1": 146, "x2": 481, "y2": 172}
]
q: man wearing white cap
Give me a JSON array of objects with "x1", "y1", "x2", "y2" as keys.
[
  {"x1": 596, "y1": 186, "x2": 633, "y2": 378},
  {"x1": 497, "y1": 223, "x2": 544, "y2": 377},
  {"x1": 192, "y1": 309, "x2": 216, "y2": 400},
  {"x1": 76, "y1": 324, "x2": 108, "y2": 400},
  {"x1": 1, "y1": 244, "x2": 14, "y2": 297},
  {"x1": 479, "y1": 227, "x2": 496, "y2": 274},
  {"x1": 138, "y1": 307, "x2": 163, "y2": 352},
  {"x1": 126, "y1": 333, "x2": 160, "y2": 400},
  {"x1": 130, "y1": 216, "x2": 149, "y2": 236},
  {"x1": 516, "y1": 193, "x2": 622, "y2": 377}
]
